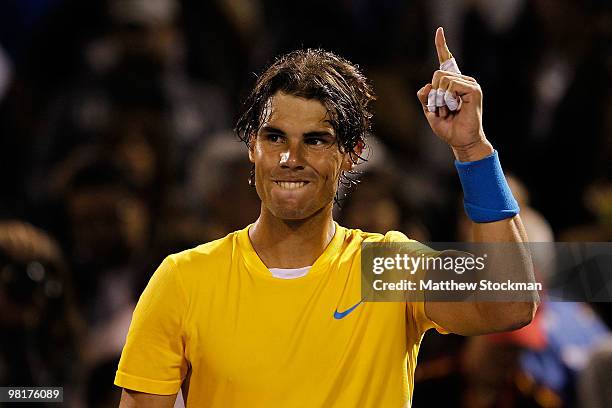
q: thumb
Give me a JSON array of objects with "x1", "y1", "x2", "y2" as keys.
[{"x1": 417, "y1": 83, "x2": 434, "y2": 113}]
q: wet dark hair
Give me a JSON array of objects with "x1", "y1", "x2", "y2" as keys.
[{"x1": 235, "y1": 49, "x2": 376, "y2": 164}]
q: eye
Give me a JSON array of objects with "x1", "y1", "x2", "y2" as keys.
[
  {"x1": 305, "y1": 137, "x2": 325, "y2": 146},
  {"x1": 265, "y1": 134, "x2": 284, "y2": 143},
  {"x1": 305, "y1": 136, "x2": 335, "y2": 147}
]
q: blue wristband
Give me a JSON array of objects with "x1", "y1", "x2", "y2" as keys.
[{"x1": 455, "y1": 150, "x2": 519, "y2": 223}]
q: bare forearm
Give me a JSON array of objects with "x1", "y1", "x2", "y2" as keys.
[{"x1": 472, "y1": 214, "x2": 528, "y2": 244}]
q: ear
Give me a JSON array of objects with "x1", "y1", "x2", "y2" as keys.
[{"x1": 342, "y1": 140, "x2": 365, "y2": 171}]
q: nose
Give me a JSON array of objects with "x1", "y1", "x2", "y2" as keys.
[{"x1": 279, "y1": 141, "x2": 305, "y2": 170}]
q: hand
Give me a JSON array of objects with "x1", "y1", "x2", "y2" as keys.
[{"x1": 417, "y1": 27, "x2": 493, "y2": 162}]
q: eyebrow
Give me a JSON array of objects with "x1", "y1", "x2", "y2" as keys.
[{"x1": 260, "y1": 126, "x2": 335, "y2": 138}]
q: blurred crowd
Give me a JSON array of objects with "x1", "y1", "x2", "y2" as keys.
[{"x1": 0, "y1": 0, "x2": 610, "y2": 407}]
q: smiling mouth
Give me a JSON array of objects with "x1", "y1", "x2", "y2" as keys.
[{"x1": 274, "y1": 181, "x2": 309, "y2": 190}]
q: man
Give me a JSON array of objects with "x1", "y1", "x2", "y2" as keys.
[{"x1": 115, "y1": 28, "x2": 537, "y2": 407}]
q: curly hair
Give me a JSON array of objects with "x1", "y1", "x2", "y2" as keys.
[{"x1": 235, "y1": 49, "x2": 376, "y2": 163}]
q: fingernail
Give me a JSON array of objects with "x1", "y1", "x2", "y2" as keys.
[
  {"x1": 444, "y1": 90, "x2": 459, "y2": 111},
  {"x1": 436, "y1": 88, "x2": 445, "y2": 107}
]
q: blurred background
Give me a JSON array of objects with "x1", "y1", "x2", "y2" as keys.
[{"x1": 0, "y1": 0, "x2": 610, "y2": 406}]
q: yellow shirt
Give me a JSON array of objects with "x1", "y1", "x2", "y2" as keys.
[{"x1": 115, "y1": 223, "x2": 445, "y2": 407}]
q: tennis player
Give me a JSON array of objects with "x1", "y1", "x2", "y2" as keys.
[{"x1": 115, "y1": 28, "x2": 537, "y2": 407}]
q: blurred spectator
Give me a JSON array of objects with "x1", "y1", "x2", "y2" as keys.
[
  {"x1": 100, "y1": 108, "x2": 173, "y2": 218},
  {"x1": 558, "y1": 179, "x2": 612, "y2": 329},
  {"x1": 51, "y1": 160, "x2": 150, "y2": 373},
  {"x1": 578, "y1": 337, "x2": 612, "y2": 408},
  {"x1": 559, "y1": 180, "x2": 612, "y2": 242},
  {"x1": 338, "y1": 167, "x2": 431, "y2": 241},
  {"x1": 22, "y1": 0, "x2": 231, "y2": 211},
  {"x1": 186, "y1": 132, "x2": 261, "y2": 240},
  {"x1": 0, "y1": 220, "x2": 84, "y2": 405}
]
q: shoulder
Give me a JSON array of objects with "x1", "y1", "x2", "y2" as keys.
[
  {"x1": 163, "y1": 227, "x2": 246, "y2": 283},
  {"x1": 170, "y1": 231, "x2": 238, "y2": 264},
  {"x1": 340, "y1": 226, "x2": 414, "y2": 244},
  {"x1": 334, "y1": 226, "x2": 416, "y2": 261},
  {"x1": 339, "y1": 226, "x2": 436, "y2": 259}
]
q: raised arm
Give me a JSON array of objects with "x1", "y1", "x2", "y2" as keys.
[{"x1": 415, "y1": 28, "x2": 538, "y2": 335}]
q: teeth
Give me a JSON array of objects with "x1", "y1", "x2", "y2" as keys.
[{"x1": 277, "y1": 181, "x2": 307, "y2": 190}]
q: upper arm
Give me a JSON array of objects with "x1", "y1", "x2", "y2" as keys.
[
  {"x1": 423, "y1": 250, "x2": 536, "y2": 336},
  {"x1": 425, "y1": 300, "x2": 489, "y2": 336},
  {"x1": 425, "y1": 299, "x2": 535, "y2": 336},
  {"x1": 119, "y1": 389, "x2": 177, "y2": 408},
  {"x1": 421, "y1": 250, "x2": 487, "y2": 335}
]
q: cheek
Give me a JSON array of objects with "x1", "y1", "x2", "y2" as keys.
[
  {"x1": 252, "y1": 146, "x2": 273, "y2": 174},
  {"x1": 254, "y1": 163, "x2": 267, "y2": 197},
  {"x1": 320, "y1": 156, "x2": 345, "y2": 187},
  {"x1": 331, "y1": 155, "x2": 347, "y2": 180},
  {"x1": 329, "y1": 167, "x2": 342, "y2": 184},
  {"x1": 251, "y1": 143, "x2": 264, "y2": 163}
]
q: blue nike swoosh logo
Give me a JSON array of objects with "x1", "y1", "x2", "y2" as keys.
[{"x1": 334, "y1": 299, "x2": 364, "y2": 320}]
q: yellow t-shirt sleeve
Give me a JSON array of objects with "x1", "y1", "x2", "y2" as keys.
[
  {"x1": 114, "y1": 256, "x2": 189, "y2": 395},
  {"x1": 382, "y1": 230, "x2": 449, "y2": 335}
]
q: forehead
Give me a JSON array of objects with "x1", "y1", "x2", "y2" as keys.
[{"x1": 262, "y1": 92, "x2": 333, "y2": 132}]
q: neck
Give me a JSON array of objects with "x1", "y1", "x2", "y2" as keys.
[{"x1": 248, "y1": 204, "x2": 336, "y2": 268}]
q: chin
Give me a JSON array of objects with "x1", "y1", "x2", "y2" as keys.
[
  {"x1": 270, "y1": 206, "x2": 312, "y2": 221},
  {"x1": 268, "y1": 198, "x2": 333, "y2": 222}
]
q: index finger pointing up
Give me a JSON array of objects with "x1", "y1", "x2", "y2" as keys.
[{"x1": 435, "y1": 27, "x2": 452, "y2": 64}]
